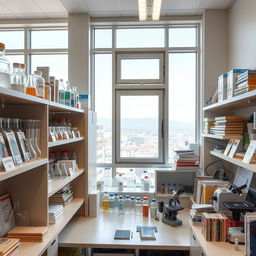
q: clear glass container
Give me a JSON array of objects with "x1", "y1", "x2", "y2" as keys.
[
  {"x1": 150, "y1": 198, "x2": 158, "y2": 218},
  {"x1": 60, "y1": 151, "x2": 69, "y2": 160},
  {"x1": 114, "y1": 193, "x2": 119, "y2": 212},
  {"x1": 59, "y1": 162, "x2": 69, "y2": 176},
  {"x1": 130, "y1": 196, "x2": 135, "y2": 213},
  {"x1": 124, "y1": 195, "x2": 130, "y2": 213},
  {"x1": 11, "y1": 62, "x2": 21, "y2": 92},
  {"x1": 34, "y1": 71, "x2": 45, "y2": 99},
  {"x1": 118, "y1": 195, "x2": 124, "y2": 215},
  {"x1": 135, "y1": 197, "x2": 142, "y2": 216},
  {"x1": 68, "y1": 150, "x2": 76, "y2": 160},
  {"x1": 26, "y1": 74, "x2": 37, "y2": 96},
  {"x1": 109, "y1": 193, "x2": 115, "y2": 213},
  {"x1": 142, "y1": 197, "x2": 149, "y2": 217},
  {"x1": 65, "y1": 81, "x2": 72, "y2": 106},
  {"x1": 31, "y1": 120, "x2": 41, "y2": 159},
  {"x1": 53, "y1": 162, "x2": 62, "y2": 177},
  {"x1": 0, "y1": 42, "x2": 11, "y2": 89},
  {"x1": 102, "y1": 192, "x2": 109, "y2": 211},
  {"x1": 24, "y1": 120, "x2": 37, "y2": 160},
  {"x1": 20, "y1": 63, "x2": 27, "y2": 93},
  {"x1": 58, "y1": 79, "x2": 65, "y2": 105}
]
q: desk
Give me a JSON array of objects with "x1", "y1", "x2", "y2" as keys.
[{"x1": 59, "y1": 210, "x2": 191, "y2": 250}]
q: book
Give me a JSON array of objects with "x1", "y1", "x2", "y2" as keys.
[
  {"x1": 215, "y1": 116, "x2": 244, "y2": 121},
  {"x1": 114, "y1": 230, "x2": 131, "y2": 240},
  {"x1": 0, "y1": 238, "x2": 19, "y2": 256}
]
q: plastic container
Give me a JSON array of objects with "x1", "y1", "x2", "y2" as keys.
[
  {"x1": 124, "y1": 195, "x2": 130, "y2": 213},
  {"x1": 118, "y1": 195, "x2": 124, "y2": 215},
  {"x1": 0, "y1": 42, "x2": 10, "y2": 89},
  {"x1": 142, "y1": 197, "x2": 149, "y2": 217},
  {"x1": 34, "y1": 71, "x2": 45, "y2": 99},
  {"x1": 150, "y1": 199, "x2": 157, "y2": 218},
  {"x1": 109, "y1": 193, "x2": 115, "y2": 213},
  {"x1": 143, "y1": 176, "x2": 150, "y2": 191},
  {"x1": 11, "y1": 63, "x2": 21, "y2": 92},
  {"x1": 130, "y1": 196, "x2": 135, "y2": 213},
  {"x1": 135, "y1": 197, "x2": 142, "y2": 216},
  {"x1": 102, "y1": 192, "x2": 109, "y2": 211},
  {"x1": 127, "y1": 168, "x2": 136, "y2": 188}
]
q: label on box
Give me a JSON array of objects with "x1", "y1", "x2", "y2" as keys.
[{"x1": 2, "y1": 157, "x2": 15, "y2": 171}]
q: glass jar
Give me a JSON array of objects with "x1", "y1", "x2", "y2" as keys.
[
  {"x1": 26, "y1": 74, "x2": 37, "y2": 96},
  {"x1": 34, "y1": 71, "x2": 45, "y2": 99},
  {"x1": 11, "y1": 62, "x2": 21, "y2": 92},
  {"x1": 0, "y1": 42, "x2": 10, "y2": 89}
]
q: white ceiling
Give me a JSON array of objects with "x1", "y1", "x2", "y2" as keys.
[{"x1": 0, "y1": 0, "x2": 234, "y2": 19}]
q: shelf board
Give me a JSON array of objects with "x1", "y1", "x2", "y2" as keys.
[
  {"x1": 155, "y1": 166, "x2": 199, "y2": 172},
  {"x1": 0, "y1": 158, "x2": 48, "y2": 182},
  {"x1": 203, "y1": 90, "x2": 256, "y2": 112},
  {"x1": 14, "y1": 198, "x2": 84, "y2": 256},
  {"x1": 48, "y1": 137, "x2": 84, "y2": 148},
  {"x1": 210, "y1": 150, "x2": 256, "y2": 172},
  {"x1": 202, "y1": 133, "x2": 243, "y2": 140},
  {"x1": 155, "y1": 193, "x2": 193, "y2": 198},
  {"x1": 49, "y1": 101, "x2": 84, "y2": 113},
  {"x1": 48, "y1": 170, "x2": 84, "y2": 197}
]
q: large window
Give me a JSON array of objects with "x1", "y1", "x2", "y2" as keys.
[
  {"x1": 92, "y1": 25, "x2": 200, "y2": 186},
  {"x1": 0, "y1": 27, "x2": 68, "y2": 80}
]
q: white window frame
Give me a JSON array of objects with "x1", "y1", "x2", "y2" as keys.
[
  {"x1": 116, "y1": 89, "x2": 164, "y2": 164},
  {"x1": 116, "y1": 53, "x2": 164, "y2": 85}
]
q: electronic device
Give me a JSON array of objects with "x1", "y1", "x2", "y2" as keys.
[{"x1": 161, "y1": 187, "x2": 184, "y2": 227}]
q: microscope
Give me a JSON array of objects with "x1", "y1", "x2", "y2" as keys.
[{"x1": 161, "y1": 187, "x2": 184, "y2": 227}]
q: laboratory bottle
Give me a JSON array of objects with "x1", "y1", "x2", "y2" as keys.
[
  {"x1": 135, "y1": 197, "x2": 142, "y2": 216},
  {"x1": 109, "y1": 193, "x2": 115, "y2": 213},
  {"x1": 65, "y1": 81, "x2": 72, "y2": 106},
  {"x1": 130, "y1": 196, "x2": 135, "y2": 213},
  {"x1": 150, "y1": 199, "x2": 158, "y2": 218},
  {"x1": 71, "y1": 86, "x2": 75, "y2": 107},
  {"x1": 0, "y1": 42, "x2": 11, "y2": 89},
  {"x1": 114, "y1": 193, "x2": 119, "y2": 212},
  {"x1": 140, "y1": 170, "x2": 147, "y2": 188},
  {"x1": 58, "y1": 79, "x2": 66, "y2": 105},
  {"x1": 124, "y1": 195, "x2": 130, "y2": 213},
  {"x1": 10, "y1": 63, "x2": 21, "y2": 92},
  {"x1": 103, "y1": 192, "x2": 109, "y2": 211},
  {"x1": 20, "y1": 63, "x2": 27, "y2": 93},
  {"x1": 118, "y1": 195, "x2": 124, "y2": 215},
  {"x1": 26, "y1": 74, "x2": 37, "y2": 96},
  {"x1": 117, "y1": 173, "x2": 124, "y2": 192},
  {"x1": 160, "y1": 183, "x2": 165, "y2": 194},
  {"x1": 34, "y1": 71, "x2": 45, "y2": 99},
  {"x1": 143, "y1": 176, "x2": 150, "y2": 191},
  {"x1": 128, "y1": 168, "x2": 136, "y2": 188},
  {"x1": 142, "y1": 197, "x2": 149, "y2": 217}
]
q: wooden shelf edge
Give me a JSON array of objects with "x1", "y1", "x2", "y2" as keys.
[
  {"x1": 48, "y1": 137, "x2": 84, "y2": 148},
  {"x1": 0, "y1": 158, "x2": 48, "y2": 182},
  {"x1": 202, "y1": 133, "x2": 243, "y2": 140},
  {"x1": 15, "y1": 198, "x2": 84, "y2": 256},
  {"x1": 49, "y1": 101, "x2": 85, "y2": 113},
  {"x1": 210, "y1": 151, "x2": 256, "y2": 172},
  {"x1": 48, "y1": 170, "x2": 84, "y2": 197}
]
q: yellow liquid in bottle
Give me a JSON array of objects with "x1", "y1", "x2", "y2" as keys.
[
  {"x1": 103, "y1": 200, "x2": 109, "y2": 211},
  {"x1": 26, "y1": 87, "x2": 37, "y2": 96}
]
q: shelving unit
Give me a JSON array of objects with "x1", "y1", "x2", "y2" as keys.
[
  {"x1": 0, "y1": 88, "x2": 96, "y2": 256},
  {"x1": 202, "y1": 133, "x2": 243, "y2": 140}
]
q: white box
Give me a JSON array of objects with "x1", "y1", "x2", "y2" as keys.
[
  {"x1": 89, "y1": 191, "x2": 100, "y2": 217},
  {"x1": 217, "y1": 73, "x2": 227, "y2": 101}
]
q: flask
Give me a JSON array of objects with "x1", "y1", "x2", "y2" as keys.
[
  {"x1": 130, "y1": 196, "x2": 135, "y2": 213},
  {"x1": 0, "y1": 42, "x2": 11, "y2": 89},
  {"x1": 150, "y1": 199, "x2": 157, "y2": 218},
  {"x1": 135, "y1": 197, "x2": 142, "y2": 216},
  {"x1": 58, "y1": 79, "x2": 65, "y2": 105},
  {"x1": 109, "y1": 193, "x2": 115, "y2": 213},
  {"x1": 10, "y1": 63, "x2": 21, "y2": 92},
  {"x1": 118, "y1": 195, "x2": 124, "y2": 215},
  {"x1": 34, "y1": 71, "x2": 45, "y2": 99},
  {"x1": 20, "y1": 63, "x2": 27, "y2": 93},
  {"x1": 124, "y1": 195, "x2": 130, "y2": 213},
  {"x1": 142, "y1": 197, "x2": 149, "y2": 217},
  {"x1": 102, "y1": 192, "x2": 109, "y2": 211},
  {"x1": 26, "y1": 74, "x2": 37, "y2": 96}
]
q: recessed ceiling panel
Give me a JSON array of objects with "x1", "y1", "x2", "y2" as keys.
[
  {"x1": 33, "y1": 0, "x2": 67, "y2": 13},
  {"x1": 0, "y1": 0, "x2": 41, "y2": 13},
  {"x1": 84, "y1": 0, "x2": 119, "y2": 11}
]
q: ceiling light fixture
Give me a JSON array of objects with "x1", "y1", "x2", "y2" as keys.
[
  {"x1": 152, "y1": 0, "x2": 162, "y2": 21},
  {"x1": 138, "y1": 0, "x2": 147, "y2": 21}
]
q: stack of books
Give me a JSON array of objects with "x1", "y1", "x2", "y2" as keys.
[
  {"x1": 210, "y1": 116, "x2": 244, "y2": 136},
  {"x1": 49, "y1": 183, "x2": 73, "y2": 206},
  {"x1": 0, "y1": 238, "x2": 20, "y2": 256},
  {"x1": 235, "y1": 70, "x2": 256, "y2": 96},
  {"x1": 7, "y1": 226, "x2": 48, "y2": 242},
  {"x1": 48, "y1": 205, "x2": 64, "y2": 224},
  {"x1": 203, "y1": 118, "x2": 215, "y2": 134},
  {"x1": 174, "y1": 149, "x2": 199, "y2": 167},
  {"x1": 189, "y1": 204, "x2": 214, "y2": 225},
  {"x1": 201, "y1": 213, "x2": 228, "y2": 242},
  {"x1": 58, "y1": 247, "x2": 83, "y2": 256}
]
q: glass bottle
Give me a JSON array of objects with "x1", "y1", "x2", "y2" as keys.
[
  {"x1": 24, "y1": 120, "x2": 37, "y2": 160},
  {"x1": 160, "y1": 183, "x2": 165, "y2": 194},
  {"x1": 118, "y1": 195, "x2": 124, "y2": 215},
  {"x1": 0, "y1": 42, "x2": 11, "y2": 89},
  {"x1": 34, "y1": 71, "x2": 45, "y2": 99},
  {"x1": 102, "y1": 192, "x2": 109, "y2": 211},
  {"x1": 135, "y1": 197, "x2": 142, "y2": 216},
  {"x1": 124, "y1": 195, "x2": 130, "y2": 213},
  {"x1": 32, "y1": 120, "x2": 41, "y2": 159},
  {"x1": 58, "y1": 79, "x2": 66, "y2": 105},
  {"x1": 142, "y1": 197, "x2": 149, "y2": 217},
  {"x1": 20, "y1": 63, "x2": 27, "y2": 93},
  {"x1": 150, "y1": 198, "x2": 158, "y2": 218},
  {"x1": 68, "y1": 150, "x2": 77, "y2": 161},
  {"x1": 26, "y1": 74, "x2": 37, "y2": 96},
  {"x1": 114, "y1": 193, "x2": 119, "y2": 212},
  {"x1": 0, "y1": 118, "x2": 9, "y2": 169},
  {"x1": 53, "y1": 162, "x2": 62, "y2": 177},
  {"x1": 59, "y1": 162, "x2": 69, "y2": 176},
  {"x1": 60, "y1": 151, "x2": 69, "y2": 160},
  {"x1": 130, "y1": 196, "x2": 135, "y2": 213},
  {"x1": 109, "y1": 193, "x2": 115, "y2": 214},
  {"x1": 49, "y1": 152, "x2": 56, "y2": 179},
  {"x1": 11, "y1": 62, "x2": 21, "y2": 92},
  {"x1": 143, "y1": 176, "x2": 150, "y2": 192},
  {"x1": 65, "y1": 81, "x2": 72, "y2": 106},
  {"x1": 75, "y1": 86, "x2": 79, "y2": 108},
  {"x1": 71, "y1": 86, "x2": 75, "y2": 107}
]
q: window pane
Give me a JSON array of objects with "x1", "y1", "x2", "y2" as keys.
[
  {"x1": 0, "y1": 30, "x2": 24, "y2": 49},
  {"x1": 31, "y1": 30, "x2": 68, "y2": 49},
  {"x1": 94, "y1": 29, "x2": 112, "y2": 48},
  {"x1": 31, "y1": 54, "x2": 68, "y2": 81},
  {"x1": 169, "y1": 53, "x2": 196, "y2": 162},
  {"x1": 95, "y1": 54, "x2": 112, "y2": 163},
  {"x1": 116, "y1": 28, "x2": 164, "y2": 48},
  {"x1": 169, "y1": 27, "x2": 196, "y2": 47},
  {"x1": 6, "y1": 55, "x2": 24, "y2": 66},
  {"x1": 121, "y1": 59, "x2": 160, "y2": 80},
  {"x1": 120, "y1": 95, "x2": 159, "y2": 158}
]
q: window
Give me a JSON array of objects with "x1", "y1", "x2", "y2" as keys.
[
  {"x1": 0, "y1": 27, "x2": 68, "y2": 80},
  {"x1": 169, "y1": 27, "x2": 197, "y2": 47},
  {"x1": 94, "y1": 29, "x2": 112, "y2": 48}
]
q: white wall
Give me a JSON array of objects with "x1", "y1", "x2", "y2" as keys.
[{"x1": 228, "y1": 0, "x2": 256, "y2": 69}]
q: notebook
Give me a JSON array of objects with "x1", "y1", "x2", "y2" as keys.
[{"x1": 114, "y1": 230, "x2": 131, "y2": 240}]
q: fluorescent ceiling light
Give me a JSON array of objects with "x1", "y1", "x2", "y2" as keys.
[
  {"x1": 138, "y1": 0, "x2": 147, "y2": 21},
  {"x1": 152, "y1": 0, "x2": 162, "y2": 21}
]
